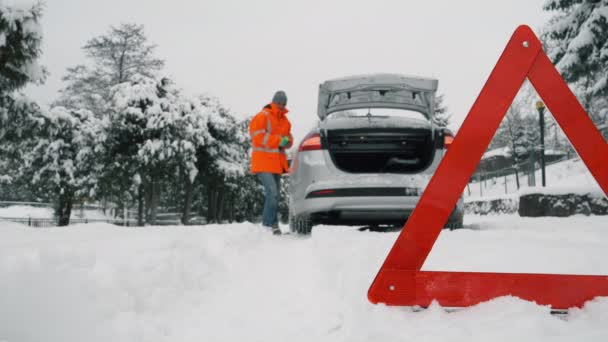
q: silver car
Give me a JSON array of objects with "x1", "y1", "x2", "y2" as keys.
[{"x1": 288, "y1": 74, "x2": 464, "y2": 235}]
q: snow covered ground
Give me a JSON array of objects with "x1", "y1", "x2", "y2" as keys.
[{"x1": 1, "y1": 214, "x2": 608, "y2": 341}]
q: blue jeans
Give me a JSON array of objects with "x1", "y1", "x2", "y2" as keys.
[{"x1": 257, "y1": 172, "x2": 281, "y2": 228}]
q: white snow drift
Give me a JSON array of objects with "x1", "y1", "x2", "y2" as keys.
[{"x1": 0, "y1": 214, "x2": 607, "y2": 341}]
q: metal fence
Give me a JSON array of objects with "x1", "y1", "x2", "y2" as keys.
[
  {"x1": 0, "y1": 216, "x2": 207, "y2": 227},
  {"x1": 0, "y1": 202, "x2": 206, "y2": 228},
  {"x1": 0, "y1": 217, "x2": 140, "y2": 228},
  {"x1": 468, "y1": 156, "x2": 574, "y2": 197},
  {"x1": 0, "y1": 201, "x2": 172, "y2": 227}
]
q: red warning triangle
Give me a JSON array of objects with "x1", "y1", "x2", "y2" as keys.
[{"x1": 368, "y1": 25, "x2": 608, "y2": 310}]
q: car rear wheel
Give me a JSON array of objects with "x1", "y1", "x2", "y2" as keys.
[{"x1": 290, "y1": 214, "x2": 312, "y2": 235}]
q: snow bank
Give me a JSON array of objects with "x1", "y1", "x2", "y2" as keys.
[
  {"x1": 1, "y1": 215, "x2": 608, "y2": 341},
  {"x1": 482, "y1": 146, "x2": 511, "y2": 159},
  {"x1": 0, "y1": 205, "x2": 114, "y2": 220},
  {"x1": 0, "y1": 205, "x2": 52, "y2": 218}
]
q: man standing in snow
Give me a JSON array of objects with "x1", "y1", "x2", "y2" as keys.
[{"x1": 249, "y1": 91, "x2": 293, "y2": 235}]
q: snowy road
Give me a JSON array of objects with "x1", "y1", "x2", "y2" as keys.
[{"x1": 1, "y1": 214, "x2": 607, "y2": 341}]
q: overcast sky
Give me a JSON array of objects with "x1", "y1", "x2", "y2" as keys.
[{"x1": 25, "y1": 0, "x2": 551, "y2": 143}]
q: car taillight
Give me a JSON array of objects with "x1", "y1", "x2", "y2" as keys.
[
  {"x1": 444, "y1": 133, "x2": 454, "y2": 149},
  {"x1": 298, "y1": 133, "x2": 322, "y2": 151}
]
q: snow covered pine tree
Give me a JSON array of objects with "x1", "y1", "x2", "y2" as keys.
[
  {"x1": 543, "y1": 0, "x2": 608, "y2": 125},
  {"x1": 0, "y1": 0, "x2": 47, "y2": 201}
]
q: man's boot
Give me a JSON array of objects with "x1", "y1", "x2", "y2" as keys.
[{"x1": 272, "y1": 225, "x2": 281, "y2": 235}]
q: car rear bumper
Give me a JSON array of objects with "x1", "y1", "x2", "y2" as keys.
[
  {"x1": 298, "y1": 195, "x2": 420, "y2": 214},
  {"x1": 301, "y1": 195, "x2": 417, "y2": 225},
  {"x1": 294, "y1": 195, "x2": 464, "y2": 226}
]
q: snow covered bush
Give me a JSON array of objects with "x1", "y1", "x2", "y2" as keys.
[
  {"x1": 23, "y1": 106, "x2": 105, "y2": 225},
  {"x1": 194, "y1": 95, "x2": 254, "y2": 223},
  {"x1": 0, "y1": 92, "x2": 40, "y2": 153},
  {"x1": 519, "y1": 192, "x2": 607, "y2": 217},
  {"x1": 88, "y1": 73, "x2": 256, "y2": 226},
  {"x1": 465, "y1": 197, "x2": 519, "y2": 215},
  {"x1": 0, "y1": 93, "x2": 46, "y2": 201},
  {"x1": 106, "y1": 76, "x2": 224, "y2": 224},
  {"x1": 105, "y1": 76, "x2": 172, "y2": 225}
]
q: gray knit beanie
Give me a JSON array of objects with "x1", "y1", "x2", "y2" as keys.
[{"x1": 272, "y1": 90, "x2": 287, "y2": 106}]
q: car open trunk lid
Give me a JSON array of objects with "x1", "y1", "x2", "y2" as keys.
[{"x1": 317, "y1": 73, "x2": 438, "y2": 120}]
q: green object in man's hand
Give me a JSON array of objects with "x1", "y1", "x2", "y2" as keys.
[{"x1": 279, "y1": 136, "x2": 290, "y2": 147}]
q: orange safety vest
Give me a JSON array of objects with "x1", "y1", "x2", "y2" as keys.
[{"x1": 249, "y1": 103, "x2": 293, "y2": 174}]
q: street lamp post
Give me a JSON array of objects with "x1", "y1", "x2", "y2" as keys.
[{"x1": 536, "y1": 101, "x2": 546, "y2": 187}]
